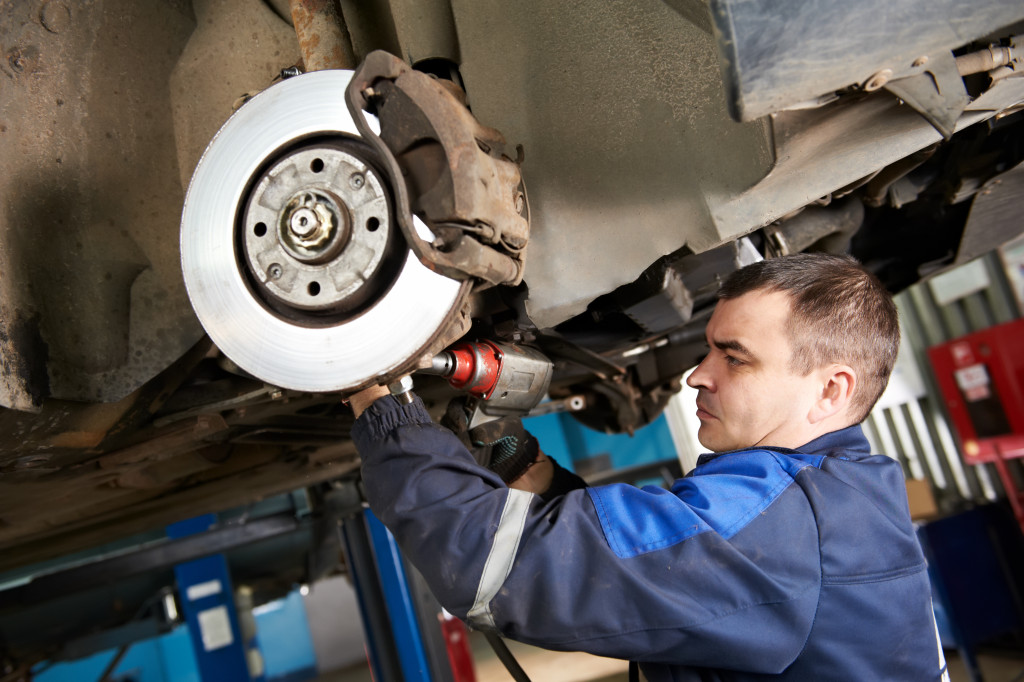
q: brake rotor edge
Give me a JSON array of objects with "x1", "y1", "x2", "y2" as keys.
[{"x1": 180, "y1": 70, "x2": 469, "y2": 392}]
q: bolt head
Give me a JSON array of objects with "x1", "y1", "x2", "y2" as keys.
[
  {"x1": 863, "y1": 69, "x2": 893, "y2": 92},
  {"x1": 290, "y1": 207, "x2": 320, "y2": 237},
  {"x1": 268, "y1": 263, "x2": 284, "y2": 280},
  {"x1": 280, "y1": 191, "x2": 339, "y2": 251},
  {"x1": 349, "y1": 173, "x2": 365, "y2": 190},
  {"x1": 388, "y1": 375, "x2": 414, "y2": 395},
  {"x1": 7, "y1": 49, "x2": 24, "y2": 72}
]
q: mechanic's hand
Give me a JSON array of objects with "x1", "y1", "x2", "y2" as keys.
[
  {"x1": 440, "y1": 399, "x2": 546, "y2": 488},
  {"x1": 467, "y1": 416, "x2": 539, "y2": 484},
  {"x1": 348, "y1": 384, "x2": 390, "y2": 418},
  {"x1": 508, "y1": 452, "x2": 555, "y2": 494}
]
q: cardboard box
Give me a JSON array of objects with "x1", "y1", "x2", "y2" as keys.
[{"x1": 906, "y1": 478, "x2": 939, "y2": 521}]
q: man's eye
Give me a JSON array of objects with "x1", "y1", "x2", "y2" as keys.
[{"x1": 725, "y1": 355, "x2": 744, "y2": 367}]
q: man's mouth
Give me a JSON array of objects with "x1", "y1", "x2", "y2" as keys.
[{"x1": 695, "y1": 399, "x2": 716, "y2": 420}]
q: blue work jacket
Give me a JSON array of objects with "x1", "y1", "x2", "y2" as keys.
[{"x1": 352, "y1": 395, "x2": 948, "y2": 680}]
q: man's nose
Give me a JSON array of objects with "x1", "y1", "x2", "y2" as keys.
[{"x1": 686, "y1": 357, "x2": 713, "y2": 390}]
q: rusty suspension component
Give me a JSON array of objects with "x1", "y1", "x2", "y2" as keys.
[
  {"x1": 345, "y1": 51, "x2": 529, "y2": 288},
  {"x1": 289, "y1": 0, "x2": 355, "y2": 71},
  {"x1": 955, "y1": 39, "x2": 1021, "y2": 76}
]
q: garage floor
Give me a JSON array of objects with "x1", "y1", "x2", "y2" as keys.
[{"x1": 314, "y1": 633, "x2": 1024, "y2": 681}]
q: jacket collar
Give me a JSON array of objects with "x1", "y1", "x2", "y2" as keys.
[
  {"x1": 794, "y1": 424, "x2": 872, "y2": 459},
  {"x1": 696, "y1": 424, "x2": 871, "y2": 467}
]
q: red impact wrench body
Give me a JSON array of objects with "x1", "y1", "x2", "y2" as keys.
[
  {"x1": 429, "y1": 340, "x2": 505, "y2": 399},
  {"x1": 416, "y1": 339, "x2": 554, "y2": 416}
]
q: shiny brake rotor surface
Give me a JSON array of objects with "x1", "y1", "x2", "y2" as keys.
[{"x1": 181, "y1": 70, "x2": 467, "y2": 392}]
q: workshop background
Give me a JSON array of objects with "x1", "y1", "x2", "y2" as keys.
[
  {"x1": 3, "y1": 0, "x2": 1024, "y2": 679},
  {"x1": 6, "y1": 240, "x2": 1023, "y2": 682}
]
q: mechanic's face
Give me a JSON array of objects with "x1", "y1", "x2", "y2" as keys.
[{"x1": 686, "y1": 290, "x2": 824, "y2": 452}]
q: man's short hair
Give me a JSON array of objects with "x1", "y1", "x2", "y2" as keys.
[{"x1": 718, "y1": 253, "x2": 899, "y2": 423}]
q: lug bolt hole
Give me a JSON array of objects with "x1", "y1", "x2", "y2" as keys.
[
  {"x1": 308, "y1": 281, "x2": 321, "y2": 296},
  {"x1": 367, "y1": 217, "x2": 380, "y2": 232},
  {"x1": 310, "y1": 158, "x2": 324, "y2": 173},
  {"x1": 254, "y1": 222, "x2": 267, "y2": 237}
]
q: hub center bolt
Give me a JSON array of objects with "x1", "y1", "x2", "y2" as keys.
[
  {"x1": 290, "y1": 207, "x2": 320, "y2": 238},
  {"x1": 282, "y1": 193, "x2": 337, "y2": 250}
]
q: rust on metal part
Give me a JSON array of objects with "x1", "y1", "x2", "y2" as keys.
[
  {"x1": 289, "y1": 0, "x2": 355, "y2": 71},
  {"x1": 97, "y1": 415, "x2": 230, "y2": 469},
  {"x1": 345, "y1": 51, "x2": 530, "y2": 288}
]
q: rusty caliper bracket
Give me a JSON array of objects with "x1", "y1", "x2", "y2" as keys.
[{"x1": 345, "y1": 50, "x2": 529, "y2": 289}]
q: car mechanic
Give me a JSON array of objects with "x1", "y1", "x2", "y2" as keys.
[{"x1": 348, "y1": 253, "x2": 949, "y2": 681}]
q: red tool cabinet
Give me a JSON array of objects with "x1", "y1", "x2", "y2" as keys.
[{"x1": 927, "y1": 318, "x2": 1024, "y2": 534}]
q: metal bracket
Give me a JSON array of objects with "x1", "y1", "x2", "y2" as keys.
[
  {"x1": 345, "y1": 50, "x2": 529, "y2": 289},
  {"x1": 885, "y1": 51, "x2": 969, "y2": 140}
]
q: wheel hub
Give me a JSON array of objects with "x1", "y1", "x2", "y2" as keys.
[
  {"x1": 180, "y1": 70, "x2": 468, "y2": 392},
  {"x1": 241, "y1": 142, "x2": 397, "y2": 315}
]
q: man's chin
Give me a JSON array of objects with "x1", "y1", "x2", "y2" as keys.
[
  {"x1": 696, "y1": 426, "x2": 726, "y2": 453},
  {"x1": 698, "y1": 426, "x2": 750, "y2": 453}
]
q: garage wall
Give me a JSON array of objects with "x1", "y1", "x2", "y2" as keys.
[
  {"x1": 33, "y1": 628, "x2": 198, "y2": 682},
  {"x1": 863, "y1": 247, "x2": 1023, "y2": 510},
  {"x1": 525, "y1": 411, "x2": 679, "y2": 481},
  {"x1": 302, "y1": 575, "x2": 368, "y2": 673}
]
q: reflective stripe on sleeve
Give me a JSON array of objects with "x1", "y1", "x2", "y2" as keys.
[
  {"x1": 467, "y1": 488, "x2": 533, "y2": 629},
  {"x1": 933, "y1": 605, "x2": 950, "y2": 682}
]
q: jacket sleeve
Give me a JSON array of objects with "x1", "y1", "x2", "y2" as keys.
[
  {"x1": 352, "y1": 395, "x2": 822, "y2": 672},
  {"x1": 541, "y1": 456, "x2": 587, "y2": 501}
]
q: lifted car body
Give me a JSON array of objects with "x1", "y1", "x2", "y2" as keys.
[{"x1": 1, "y1": 0, "x2": 1023, "y2": 669}]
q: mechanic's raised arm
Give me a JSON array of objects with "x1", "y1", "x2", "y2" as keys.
[{"x1": 350, "y1": 390, "x2": 820, "y2": 671}]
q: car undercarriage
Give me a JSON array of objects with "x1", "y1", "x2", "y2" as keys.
[{"x1": 1, "y1": 0, "x2": 1023, "y2": 672}]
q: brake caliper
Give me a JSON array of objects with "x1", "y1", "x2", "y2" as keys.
[{"x1": 346, "y1": 50, "x2": 529, "y2": 288}]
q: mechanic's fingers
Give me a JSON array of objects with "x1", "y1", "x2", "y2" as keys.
[
  {"x1": 508, "y1": 455, "x2": 555, "y2": 495},
  {"x1": 348, "y1": 384, "x2": 391, "y2": 418}
]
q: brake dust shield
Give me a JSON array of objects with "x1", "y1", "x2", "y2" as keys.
[{"x1": 181, "y1": 70, "x2": 468, "y2": 392}]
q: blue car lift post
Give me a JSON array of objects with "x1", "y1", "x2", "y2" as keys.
[
  {"x1": 167, "y1": 514, "x2": 260, "y2": 682},
  {"x1": 337, "y1": 481, "x2": 456, "y2": 682}
]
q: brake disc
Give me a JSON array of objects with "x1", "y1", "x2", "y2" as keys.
[{"x1": 181, "y1": 70, "x2": 469, "y2": 392}]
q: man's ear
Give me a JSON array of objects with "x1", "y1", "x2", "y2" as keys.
[{"x1": 808, "y1": 365, "x2": 857, "y2": 425}]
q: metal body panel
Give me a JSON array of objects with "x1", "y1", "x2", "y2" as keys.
[
  {"x1": 0, "y1": 0, "x2": 304, "y2": 408},
  {"x1": 447, "y1": 0, "x2": 1024, "y2": 329},
  {"x1": 958, "y1": 160, "x2": 1024, "y2": 264},
  {"x1": 0, "y1": 0, "x2": 202, "y2": 406},
  {"x1": 449, "y1": 0, "x2": 775, "y2": 328},
  {"x1": 713, "y1": 78, "x2": 1024, "y2": 245},
  {"x1": 710, "y1": 0, "x2": 1024, "y2": 121}
]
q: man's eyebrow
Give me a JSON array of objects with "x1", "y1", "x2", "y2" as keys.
[{"x1": 712, "y1": 338, "x2": 754, "y2": 357}]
